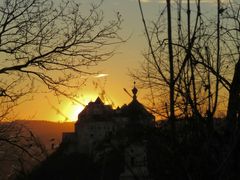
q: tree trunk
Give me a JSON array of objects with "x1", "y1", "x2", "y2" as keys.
[
  {"x1": 226, "y1": 60, "x2": 240, "y2": 130},
  {"x1": 166, "y1": 0, "x2": 176, "y2": 135},
  {"x1": 212, "y1": 0, "x2": 221, "y2": 117}
]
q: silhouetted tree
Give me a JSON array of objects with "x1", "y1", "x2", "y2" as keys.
[
  {"x1": 166, "y1": 0, "x2": 176, "y2": 135},
  {"x1": 0, "y1": 0, "x2": 122, "y2": 106},
  {"x1": 223, "y1": 2, "x2": 240, "y2": 131},
  {"x1": 0, "y1": 121, "x2": 47, "y2": 179},
  {"x1": 135, "y1": 0, "x2": 206, "y2": 131},
  {"x1": 133, "y1": 0, "x2": 240, "y2": 131},
  {"x1": 0, "y1": 0, "x2": 122, "y2": 178}
]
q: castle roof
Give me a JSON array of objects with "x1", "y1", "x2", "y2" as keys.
[
  {"x1": 75, "y1": 97, "x2": 114, "y2": 124},
  {"x1": 121, "y1": 91, "x2": 155, "y2": 123},
  {"x1": 75, "y1": 83, "x2": 154, "y2": 125},
  {"x1": 95, "y1": 97, "x2": 103, "y2": 104},
  {"x1": 123, "y1": 99, "x2": 154, "y2": 119}
]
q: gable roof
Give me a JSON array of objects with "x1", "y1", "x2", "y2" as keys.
[
  {"x1": 121, "y1": 98, "x2": 155, "y2": 122},
  {"x1": 75, "y1": 97, "x2": 114, "y2": 124}
]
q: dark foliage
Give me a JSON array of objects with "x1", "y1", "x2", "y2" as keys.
[
  {"x1": 18, "y1": 119, "x2": 240, "y2": 180},
  {"x1": 147, "y1": 120, "x2": 240, "y2": 180},
  {"x1": 22, "y1": 152, "x2": 97, "y2": 180},
  {"x1": 20, "y1": 142, "x2": 124, "y2": 180},
  {"x1": 95, "y1": 150, "x2": 124, "y2": 180}
]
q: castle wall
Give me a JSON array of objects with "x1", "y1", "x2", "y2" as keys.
[{"x1": 75, "y1": 121, "x2": 116, "y2": 154}]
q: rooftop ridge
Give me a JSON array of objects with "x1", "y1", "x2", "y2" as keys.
[{"x1": 95, "y1": 96, "x2": 104, "y2": 104}]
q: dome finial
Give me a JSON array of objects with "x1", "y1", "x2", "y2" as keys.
[{"x1": 132, "y1": 81, "x2": 138, "y2": 100}]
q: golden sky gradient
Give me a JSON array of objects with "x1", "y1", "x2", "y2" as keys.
[{"x1": 10, "y1": 0, "x2": 224, "y2": 122}]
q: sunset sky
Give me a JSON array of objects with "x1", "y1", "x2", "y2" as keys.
[{"x1": 12, "y1": 0, "x2": 225, "y2": 122}]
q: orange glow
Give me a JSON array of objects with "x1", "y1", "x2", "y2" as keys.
[
  {"x1": 63, "y1": 95, "x2": 97, "y2": 122},
  {"x1": 65, "y1": 104, "x2": 84, "y2": 122}
]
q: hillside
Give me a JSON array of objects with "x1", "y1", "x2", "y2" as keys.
[{"x1": 15, "y1": 120, "x2": 74, "y2": 151}]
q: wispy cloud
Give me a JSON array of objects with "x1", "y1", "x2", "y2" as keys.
[
  {"x1": 94, "y1": 73, "x2": 109, "y2": 78},
  {"x1": 140, "y1": 0, "x2": 152, "y2": 3}
]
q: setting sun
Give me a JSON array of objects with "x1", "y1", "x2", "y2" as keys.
[
  {"x1": 66, "y1": 104, "x2": 84, "y2": 122},
  {"x1": 63, "y1": 95, "x2": 97, "y2": 122}
]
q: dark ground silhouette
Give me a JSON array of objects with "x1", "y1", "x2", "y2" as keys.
[{"x1": 17, "y1": 119, "x2": 240, "y2": 180}]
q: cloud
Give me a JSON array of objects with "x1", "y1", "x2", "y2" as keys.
[
  {"x1": 140, "y1": 0, "x2": 152, "y2": 3},
  {"x1": 94, "y1": 73, "x2": 109, "y2": 78}
]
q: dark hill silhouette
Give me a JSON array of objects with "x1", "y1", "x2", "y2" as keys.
[
  {"x1": 0, "y1": 120, "x2": 74, "y2": 180},
  {"x1": 14, "y1": 120, "x2": 74, "y2": 150}
]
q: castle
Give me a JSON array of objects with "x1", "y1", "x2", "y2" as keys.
[{"x1": 62, "y1": 84, "x2": 155, "y2": 179}]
